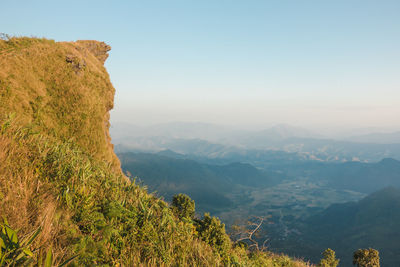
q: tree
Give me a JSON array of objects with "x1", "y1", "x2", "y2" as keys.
[
  {"x1": 231, "y1": 216, "x2": 269, "y2": 251},
  {"x1": 195, "y1": 213, "x2": 231, "y2": 257},
  {"x1": 318, "y1": 248, "x2": 339, "y2": 267},
  {"x1": 171, "y1": 193, "x2": 195, "y2": 220},
  {"x1": 353, "y1": 248, "x2": 380, "y2": 267}
]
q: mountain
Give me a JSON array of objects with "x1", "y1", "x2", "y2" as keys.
[
  {"x1": 233, "y1": 124, "x2": 323, "y2": 148},
  {"x1": 112, "y1": 127, "x2": 400, "y2": 163},
  {"x1": 110, "y1": 121, "x2": 241, "y2": 142},
  {"x1": 346, "y1": 131, "x2": 400, "y2": 144},
  {"x1": 118, "y1": 152, "x2": 278, "y2": 213},
  {"x1": 0, "y1": 37, "x2": 307, "y2": 266},
  {"x1": 313, "y1": 158, "x2": 400, "y2": 193},
  {"x1": 280, "y1": 187, "x2": 400, "y2": 266}
]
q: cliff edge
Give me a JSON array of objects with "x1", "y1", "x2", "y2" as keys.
[{"x1": 0, "y1": 37, "x2": 119, "y2": 171}]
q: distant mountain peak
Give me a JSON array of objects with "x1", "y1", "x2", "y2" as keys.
[
  {"x1": 379, "y1": 158, "x2": 400, "y2": 165},
  {"x1": 156, "y1": 149, "x2": 185, "y2": 158}
]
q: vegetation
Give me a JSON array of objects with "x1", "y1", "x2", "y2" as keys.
[
  {"x1": 195, "y1": 213, "x2": 231, "y2": 260},
  {"x1": 0, "y1": 37, "x2": 311, "y2": 266},
  {"x1": 171, "y1": 193, "x2": 195, "y2": 220},
  {"x1": 318, "y1": 248, "x2": 339, "y2": 267},
  {"x1": 353, "y1": 248, "x2": 380, "y2": 267},
  {"x1": 0, "y1": 218, "x2": 74, "y2": 267},
  {"x1": 231, "y1": 216, "x2": 268, "y2": 252},
  {"x1": 0, "y1": 218, "x2": 40, "y2": 266}
]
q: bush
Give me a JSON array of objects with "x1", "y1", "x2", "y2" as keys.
[
  {"x1": 195, "y1": 213, "x2": 231, "y2": 258},
  {"x1": 171, "y1": 193, "x2": 195, "y2": 220},
  {"x1": 353, "y1": 248, "x2": 380, "y2": 267},
  {"x1": 318, "y1": 248, "x2": 339, "y2": 267}
]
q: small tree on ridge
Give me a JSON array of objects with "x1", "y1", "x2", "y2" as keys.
[
  {"x1": 171, "y1": 193, "x2": 195, "y2": 220},
  {"x1": 353, "y1": 248, "x2": 380, "y2": 267},
  {"x1": 318, "y1": 248, "x2": 339, "y2": 267}
]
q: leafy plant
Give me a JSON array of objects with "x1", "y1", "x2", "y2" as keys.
[
  {"x1": 318, "y1": 248, "x2": 339, "y2": 267},
  {"x1": 353, "y1": 248, "x2": 380, "y2": 267},
  {"x1": 171, "y1": 193, "x2": 195, "y2": 220},
  {"x1": 195, "y1": 213, "x2": 231, "y2": 259},
  {"x1": 0, "y1": 218, "x2": 40, "y2": 266}
]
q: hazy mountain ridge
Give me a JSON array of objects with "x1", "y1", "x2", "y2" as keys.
[
  {"x1": 346, "y1": 131, "x2": 400, "y2": 144},
  {"x1": 112, "y1": 122, "x2": 400, "y2": 163}
]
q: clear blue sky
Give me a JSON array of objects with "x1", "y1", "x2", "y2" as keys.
[{"x1": 2, "y1": 1, "x2": 400, "y2": 130}]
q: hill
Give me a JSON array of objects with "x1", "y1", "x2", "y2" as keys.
[
  {"x1": 313, "y1": 158, "x2": 400, "y2": 193},
  {"x1": 0, "y1": 37, "x2": 309, "y2": 266},
  {"x1": 276, "y1": 187, "x2": 400, "y2": 266},
  {"x1": 118, "y1": 152, "x2": 279, "y2": 213}
]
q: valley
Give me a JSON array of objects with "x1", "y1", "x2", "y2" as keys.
[{"x1": 115, "y1": 131, "x2": 400, "y2": 266}]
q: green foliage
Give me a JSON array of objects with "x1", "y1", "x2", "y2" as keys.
[
  {"x1": 0, "y1": 218, "x2": 40, "y2": 266},
  {"x1": 353, "y1": 248, "x2": 380, "y2": 267},
  {"x1": 318, "y1": 248, "x2": 339, "y2": 267},
  {"x1": 0, "y1": 120, "x2": 217, "y2": 265},
  {"x1": 44, "y1": 248, "x2": 53, "y2": 267},
  {"x1": 171, "y1": 193, "x2": 195, "y2": 220},
  {"x1": 195, "y1": 213, "x2": 231, "y2": 259},
  {"x1": 0, "y1": 218, "x2": 77, "y2": 267}
]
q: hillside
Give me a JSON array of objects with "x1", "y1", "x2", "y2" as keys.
[
  {"x1": 118, "y1": 152, "x2": 279, "y2": 214},
  {"x1": 313, "y1": 158, "x2": 400, "y2": 193},
  {"x1": 276, "y1": 187, "x2": 400, "y2": 266},
  {"x1": 0, "y1": 37, "x2": 309, "y2": 266}
]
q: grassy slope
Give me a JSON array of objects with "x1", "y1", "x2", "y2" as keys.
[{"x1": 0, "y1": 37, "x2": 310, "y2": 266}]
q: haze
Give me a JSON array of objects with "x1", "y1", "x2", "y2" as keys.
[{"x1": 2, "y1": 1, "x2": 400, "y2": 131}]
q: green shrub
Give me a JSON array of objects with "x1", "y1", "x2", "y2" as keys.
[
  {"x1": 195, "y1": 213, "x2": 231, "y2": 259},
  {"x1": 318, "y1": 248, "x2": 339, "y2": 267},
  {"x1": 171, "y1": 193, "x2": 195, "y2": 220},
  {"x1": 0, "y1": 218, "x2": 40, "y2": 266},
  {"x1": 353, "y1": 248, "x2": 380, "y2": 267}
]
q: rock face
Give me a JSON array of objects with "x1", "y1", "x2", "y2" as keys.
[{"x1": 76, "y1": 40, "x2": 111, "y2": 64}]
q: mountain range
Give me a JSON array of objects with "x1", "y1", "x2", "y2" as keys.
[{"x1": 112, "y1": 122, "x2": 400, "y2": 163}]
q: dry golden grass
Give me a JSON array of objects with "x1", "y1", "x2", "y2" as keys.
[
  {"x1": 0, "y1": 123, "x2": 66, "y2": 263},
  {"x1": 0, "y1": 37, "x2": 120, "y2": 172}
]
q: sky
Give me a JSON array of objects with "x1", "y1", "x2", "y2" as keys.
[{"x1": 1, "y1": 0, "x2": 400, "y2": 131}]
